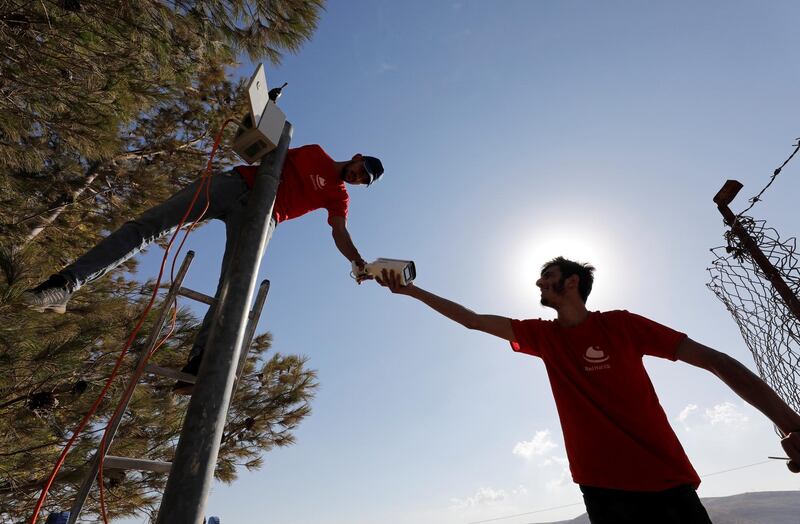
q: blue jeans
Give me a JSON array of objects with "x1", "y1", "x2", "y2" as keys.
[{"x1": 61, "y1": 171, "x2": 276, "y2": 361}]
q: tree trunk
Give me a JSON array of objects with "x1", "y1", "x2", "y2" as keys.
[{"x1": 15, "y1": 137, "x2": 209, "y2": 253}]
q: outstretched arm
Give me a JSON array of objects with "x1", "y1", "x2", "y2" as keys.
[
  {"x1": 676, "y1": 337, "x2": 800, "y2": 473},
  {"x1": 376, "y1": 269, "x2": 515, "y2": 342},
  {"x1": 329, "y1": 216, "x2": 367, "y2": 272}
]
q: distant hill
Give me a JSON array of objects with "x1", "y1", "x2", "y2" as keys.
[{"x1": 540, "y1": 491, "x2": 799, "y2": 524}]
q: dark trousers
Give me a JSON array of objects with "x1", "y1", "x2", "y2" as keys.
[
  {"x1": 580, "y1": 484, "x2": 712, "y2": 524},
  {"x1": 60, "y1": 172, "x2": 276, "y2": 360}
]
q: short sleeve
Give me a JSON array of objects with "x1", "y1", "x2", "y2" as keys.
[
  {"x1": 620, "y1": 311, "x2": 687, "y2": 360},
  {"x1": 509, "y1": 319, "x2": 547, "y2": 357}
]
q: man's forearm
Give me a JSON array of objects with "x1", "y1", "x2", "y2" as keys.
[
  {"x1": 332, "y1": 227, "x2": 362, "y2": 263},
  {"x1": 404, "y1": 285, "x2": 480, "y2": 330},
  {"x1": 713, "y1": 353, "x2": 800, "y2": 434},
  {"x1": 380, "y1": 272, "x2": 514, "y2": 340}
]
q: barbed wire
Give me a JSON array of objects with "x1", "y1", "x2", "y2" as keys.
[{"x1": 736, "y1": 138, "x2": 800, "y2": 219}]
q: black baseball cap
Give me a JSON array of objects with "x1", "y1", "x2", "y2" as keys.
[{"x1": 363, "y1": 156, "x2": 384, "y2": 186}]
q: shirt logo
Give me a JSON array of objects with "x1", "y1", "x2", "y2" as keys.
[
  {"x1": 584, "y1": 346, "x2": 609, "y2": 363},
  {"x1": 311, "y1": 174, "x2": 326, "y2": 191}
]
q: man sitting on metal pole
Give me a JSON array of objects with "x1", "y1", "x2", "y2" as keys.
[{"x1": 22, "y1": 145, "x2": 384, "y2": 391}]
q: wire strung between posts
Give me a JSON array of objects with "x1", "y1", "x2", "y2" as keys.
[
  {"x1": 29, "y1": 118, "x2": 236, "y2": 524},
  {"x1": 466, "y1": 459, "x2": 778, "y2": 524},
  {"x1": 736, "y1": 137, "x2": 800, "y2": 219},
  {"x1": 466, "y1": 501, "x2": 584, "y2": 524},
  {"x1": 699, "y1": 459, "x2": 772, "y2": 478}
]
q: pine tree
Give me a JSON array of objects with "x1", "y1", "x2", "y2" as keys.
[
  {"x1": 0, "y1": 0, "x2": 325, "y2": 257},
  {"x1": 1, "y1": 1, "x2": 325, "y2": 521},
  {"x1": 0, "y1": 269, "x2": 318, "y2": 522},
  {"x1": 2, "y1": 61, "x2": 251, "y2": 260},
  {"x1": 0, "y1": 0, "x2": 324, "y2": 172},
  {"x1": 0, "y1": 65, "x2": 319, "y2": 523}
]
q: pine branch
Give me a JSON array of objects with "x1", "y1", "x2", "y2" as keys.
[
  {"x1": 0, "y1": 440, "x2": 62, "y2": 458},
  {"x1": 114, "y1": 133, "x2": 209, "y2": 162}
]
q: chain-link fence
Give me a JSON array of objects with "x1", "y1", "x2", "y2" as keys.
[{"x1": 707, "y1": 215, "x2": 800, "y2": 413}]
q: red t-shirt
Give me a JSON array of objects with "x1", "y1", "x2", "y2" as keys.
[
  {"x1": 510, "y1": 310, "x2": 700, "y2": 491},
  {"x1": 234, "y1": 144, "x2": 349, "y2": 225}
]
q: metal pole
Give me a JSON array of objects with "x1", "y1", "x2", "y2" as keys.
[
  {"x1": 713, "y1": 179, "x2": 800, "y2": 322},
  {"x1": 67, "y1": 251, "x2": 197, "y2": 524},
  {"x1": 236, "y1": 279, "x2": 271, "y2": 381},
  {"x1": 220, "y1": 279, "x2": 272, "y2": 405},
  {"x1": 156, "y1": 121, "x2": 292, "y2": 524}
]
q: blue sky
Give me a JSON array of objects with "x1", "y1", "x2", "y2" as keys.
[{"x1": 120, "y1": 2, "x2": 800, "y2": 522}]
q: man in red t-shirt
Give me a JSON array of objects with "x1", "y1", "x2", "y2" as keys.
[
  {"x1": 23, "y1": 144, "x2": 384, "y2": 392},
  {"x1": 377, "y1": 256, "x2": 800, "y2": 523}
]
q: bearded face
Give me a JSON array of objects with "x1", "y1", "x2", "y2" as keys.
[
  {"x1": 537, "y1": 265, "x2": 567, "y2": 308},
  {"x1": 540, "y1": 277, "x2": 566, "y2": 307}
]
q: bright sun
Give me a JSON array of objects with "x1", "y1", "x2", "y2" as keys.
[{"x1": 506, "y1": 225, "x2": 622, "y2": 309}]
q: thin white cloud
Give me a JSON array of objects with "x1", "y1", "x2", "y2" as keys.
[
  {"x1": 540, "y1": 455, "x2": 568, "y2": 468},
  {"x1": 450, "y1": 431, "x2": 566, "y2": 509},
  {"x1": 705, "y1": 402, "x2": 749, "y2": 427},
  {"x1": 678, "y1": 403, "x2": 698, "y2": 423},
  {"x1": 376, "y1": 60, "x2": 397, "y2": 74},
  {"x1": 539, "y1": 455, "x2": 571, "y2": 491},
  {"x1": 450, "y1": 487, "x2": 507, "y2": 508},
  {"x1": 450, "y1": 485, "x2": 530, "y2": 510},
  {"x1": 513, "y1": 430, "x2": 557, "y2": 460},
  {"x1": 675, "y1": 402, "x2": 751, "y2": 431},
  {"x1": 677, "y1": 403, "x2": 698, "y2": 430}
]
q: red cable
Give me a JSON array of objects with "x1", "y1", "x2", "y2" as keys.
[
  {"x1": 29, "y1": 118, "x2": 236, "y2": 524},
  {"x1": 97, "y1": 306, "x2": 179, "y2": 523},
  {"x1": 98, "y1": 123, "x2": 228, "y2": 522}
]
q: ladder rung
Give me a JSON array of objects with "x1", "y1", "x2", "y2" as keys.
[
  {"x1": 178, "y1": 287, "x2": 216, "y2": 305},
  {"x1": 144, "y1": 363, "x2": 197, "y2": 384},
  {"x1": 104, "y1": 455, "x2": 172, "y2": 473}
]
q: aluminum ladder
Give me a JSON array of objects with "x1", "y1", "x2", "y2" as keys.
[
  {"x1": 66, "y1": 250, "x2": 271, "y2": 523},
  {"x1": 62, "y1": 121, "x2": 292, "y2": 523}
]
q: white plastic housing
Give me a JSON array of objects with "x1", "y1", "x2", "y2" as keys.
[
  {"x1": 232, "y1": 64, "x2": 287, "y2": 164},
  {"x1": 365, "y1": 258, "x2": 417, "y2": 285}
]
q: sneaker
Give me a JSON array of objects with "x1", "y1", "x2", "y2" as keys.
[
  {"x1": 172, "y1": 353, "x2": 202, "y2": 396},
  {"x1": 21, "y1": 274, "x2": 74, "y2": 314}
]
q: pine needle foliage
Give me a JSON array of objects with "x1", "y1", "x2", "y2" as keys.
[
  {"x1": 2, "y1": 62, "x2": 256, "y2": 259},
  {"x1": 0, "y1": 0, "x2": 325, "y2": 172},
  {"x1": 0, "y1": 266, "x2": 318, "y2": 522},
  {"x1": 0, "y1": 2, "x2": 325, "y2": 521}
]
